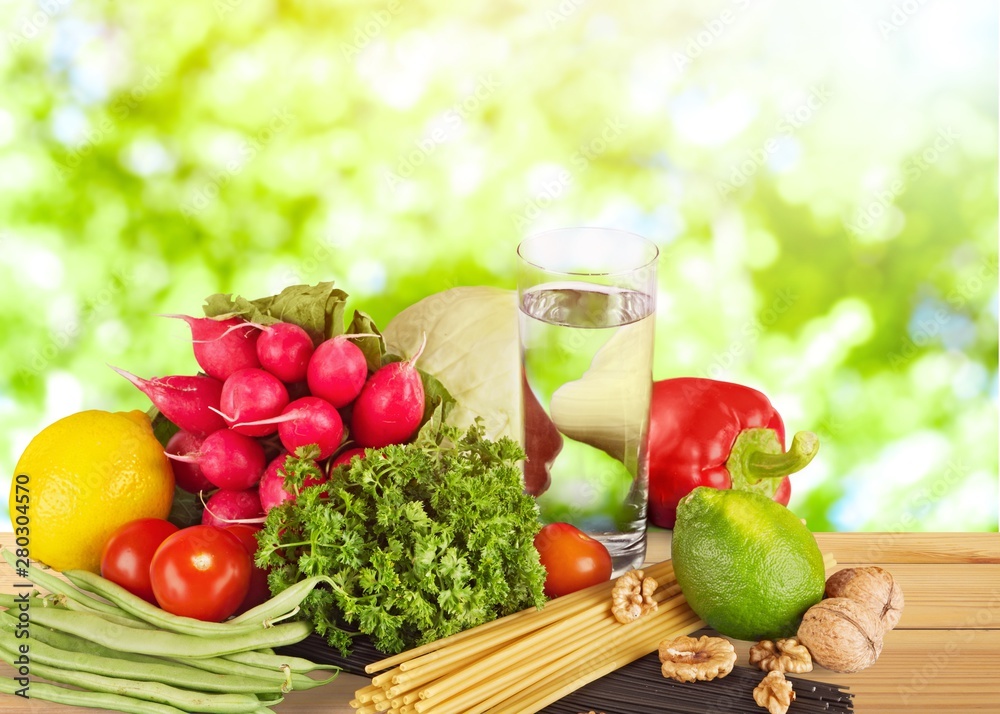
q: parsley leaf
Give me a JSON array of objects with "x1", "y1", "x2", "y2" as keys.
[{"x1": 257, "y1": 420, "x2": 547, "y2": 656}]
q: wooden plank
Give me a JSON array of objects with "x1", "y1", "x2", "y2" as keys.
[
  {"x1": 647, "y1": 535, "x2": 1000, "y2": 631},
  {"x1": 728, "y1": 629, "x2": 1000, "y2": 713},
  {"x1": 833, "y1": 563, "x2": 1000, "y2": 631},
  {"x1": 814, "y1": 533, "x2": 1000, "y2": 564},
  {"x1": 646, "y1": 531, "x2": 1000, "y2": 565}
]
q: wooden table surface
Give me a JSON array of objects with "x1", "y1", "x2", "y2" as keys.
[{"x1": 2, "y1": 531, "x2": 998, "y2": 713}]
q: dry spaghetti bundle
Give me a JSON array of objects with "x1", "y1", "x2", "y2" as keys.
[{"x1": 354, "y1": 554, "x2": 837, "y2": 714}]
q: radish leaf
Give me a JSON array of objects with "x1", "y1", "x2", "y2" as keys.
[
  {"x1": 346, "y1": 309, "x2": 386, "y2": 371},
  {"x1": 202, "y1": 281, "x2": 349, "y2": 346}
]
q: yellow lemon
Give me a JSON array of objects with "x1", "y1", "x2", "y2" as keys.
[{"x1": 10, "y1": 409, "x2": 174, "y2": 573}]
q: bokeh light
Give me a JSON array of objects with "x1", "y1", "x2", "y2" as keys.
[{"x1": 0, "y1": 0, "x2": 996, "y2": 531}]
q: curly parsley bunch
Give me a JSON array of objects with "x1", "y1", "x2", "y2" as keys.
[{"x1": 256, "y1": 421, "x2": 547, "y2": 655}]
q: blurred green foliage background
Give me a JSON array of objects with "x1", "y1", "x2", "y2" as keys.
[{"x1": 1, "y1": 0, "x2": 996, "y2": 531}]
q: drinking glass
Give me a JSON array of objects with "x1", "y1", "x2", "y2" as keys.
[{"x1": 517, "y1": 227, "x2": 659, "y2": 575}]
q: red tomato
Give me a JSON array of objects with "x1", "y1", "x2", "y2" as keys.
[
  {"x1": 223, "y1": 524, "x2": 272, "y2": 615},
  {"x1": 100, "y1": 518, "x2": 179, "y2": 604},
  {"x1": 533, "y1": 522, "x2": 613, "y2": 598},
  {"x1": 150, "y1": 525, "x2": 251, "y2": 622}
]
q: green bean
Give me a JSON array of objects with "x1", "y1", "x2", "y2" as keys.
[
  {"x1": 0, "y1": 611, "x2": 172, "y2": 669},
  {"x1": 0, "y1": 590, "x2": 68, "y2": 611},
  {"x1": 25, "y1": 606, "x2": 313, "y2": 659},
  {"x1": 0, "y1": 630, "x2": 285, "y2": 695},
  {"x1": 0, "y1": 609, "x2": 334, "y2": 693},
  {"x1": 0, "y1": 590, "x2": 159, "y2": 631},
  {"x1": 168, "y1": 653, "x2": 339, "y2": 691},
  {"x1": 59, "y1": 597, "x2": 160, "y2": 629},
  {"x1": 228, "y1": 575, "x2": 333, "y2": 626},
  {"x1": 63, "y1": 568, "x2": 275, "y2": 637},
  {"x1": 223, "y1": 648, "x2": 340, "y2": 674},
  {"x1": 0, "y1": 592, "x2": 34, "y2": 610},
  {"x1": 12, "y1": 616, "x2": 332, "y2": 693},
  {"x1": 0, "y1": 676, "x2": 188, "y2": 714},
  {"x1": 0, "y1": 652, "x2": 282, "y2": 714},
  {"x1": 0, "y1": 548, "x2": 144, "y2": 621}
]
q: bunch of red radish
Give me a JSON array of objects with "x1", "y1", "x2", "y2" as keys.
[{"x1": 113, "y1": 314, "x2": 427, "y2": 527}]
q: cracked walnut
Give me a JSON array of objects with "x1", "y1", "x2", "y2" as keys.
[
  {"x1": 749, "y1": 637, "x2": 813, "y2": 673},
  {"x1": 753, "y1": 671, "x2": 796, "y2": 714},
  {"x1": 610, "y1": 569, "x2": 658, "y2": 624},
  {"x1": 658, "y1": 635, "x2": 737, "y2": 682}
]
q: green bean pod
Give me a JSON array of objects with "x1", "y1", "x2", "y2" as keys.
[
  {"x1": 168, "y1": 653, "x2": 339, "y2": 691},
  {"x1": 63, "y1": 569, "x2": 275, "y2": 637},
  {"x1": 223, "y1": 648, "x2": 340, "y2": 674},
  {"x1": 0, "y1": 611, "x2": 172, "y2": 668},
  {"x1": 0, "y1": 590, "x2": 73, "y2": 615},
  {"x1": 0, "y1": 630, "x2": 285, "y2": 695},
  {"x1": 0, "y1": 592, "x2": 35, "y2": 610},
  {"x1": 0, "y1": 640, "x2": 281, "y2": 713},
  {"x1": 0, "y1": 549, "x2": 144, "y2": 621},
  {"x1": 6, "y1": 616, "x2": 331, "y2": 694},
  {"x1": 0, "y1": 590, "x2": 159, "y2": 630},
  {"x1": 25, "y1": 606, "x2": 313, "y2": 659},
  {"x1": 0, "y1": 676, "x2": 189, "y2": 714},
  {"x1": 228, "y1": 575, "x2": 334, "y2": 627},
  {"x1": 60, "y1": 598, "x2": 160, "y2": 630}
]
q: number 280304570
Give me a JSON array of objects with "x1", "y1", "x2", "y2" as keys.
[{"x1": 12, "y1": 473, "x2": 30, "y2": 550}]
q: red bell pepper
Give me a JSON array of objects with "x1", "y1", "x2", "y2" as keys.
[{"x1": 646, "y1": 377, "x2": 819, "y2": 528}]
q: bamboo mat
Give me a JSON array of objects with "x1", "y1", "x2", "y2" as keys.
[{"x1": 1, "y1": 531, "x2": 998, "y2": 713}]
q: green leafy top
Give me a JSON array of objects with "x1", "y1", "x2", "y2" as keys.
[
  {"x1": 256, "y1": 420, "x2": 547, "y2": 656},
  {"x1": 202, "y1": 281, "x2": 350, "y2": 347}
]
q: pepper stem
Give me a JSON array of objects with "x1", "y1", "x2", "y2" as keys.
[
  {"x1": 746, "y1": 431, "x2": 819, "y2": 477},
  {"x1": 726, "y1": 428, "x2": 820, "y2": 497}
]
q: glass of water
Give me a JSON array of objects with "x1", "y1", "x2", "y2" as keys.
[{"x1": 517, "y1": 227, "x2": 659, "y2": 575}]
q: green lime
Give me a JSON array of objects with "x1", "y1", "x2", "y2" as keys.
[{"x1": 671, "y1": 487, "x2": 825, "y2": 641}]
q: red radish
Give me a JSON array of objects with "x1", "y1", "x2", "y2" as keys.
[
  {"x1": 330, "y1": 447, "x2": 366, "y2": 469},
  {"x1": 111, "y1": 367, "x2": 225, "y2": 437},
  {"x1": 258, "y1": 453, "x2": 326, "y2": 512},
  {"x1": 306, "y1": 336, "x2": 368, "y2": 408},
  {"x1": 165, "y1": 431, "x2": 215, "y2": 493},
  {"x1": 215, "y1": 368, "x2": 289, "y2": 437},
  {"x1": 166, "y1": 428, "x2": 266, "y2": 490},
  {"x1": 201, "y1": 488, "x2": 264, "y2": 528},
  {"x1": 256, "y1": 323, "x2": 314, "y2": 383},
  {"x1": 233, "y1": 397, "x2": 344, "y2": 460},
  {"x1": 350, "y1": 340, "x2": 426, "y2": 448},
  {"x1": 163, "y1": 315, "x2": 260, "y2": 381}
]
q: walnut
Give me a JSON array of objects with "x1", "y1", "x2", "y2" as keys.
[
  {"x1": 753, "y1": 671, "x2": 796, "y2": 714},
  {"x1": 825, "y1": 566, "x2": 904, "y2": 630},
  {"x1": 797, "y1": 597, "x2": 884, "y2": 673},
  {"x1": 610, "y1": 569, "x2": 658, "y2": 624},
  {"x1": 658, "y1": 635, "x2": 737, "y2": 682},
  {"x1": 749, "y1": 637, "x2": 813, "y2": 673}
]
